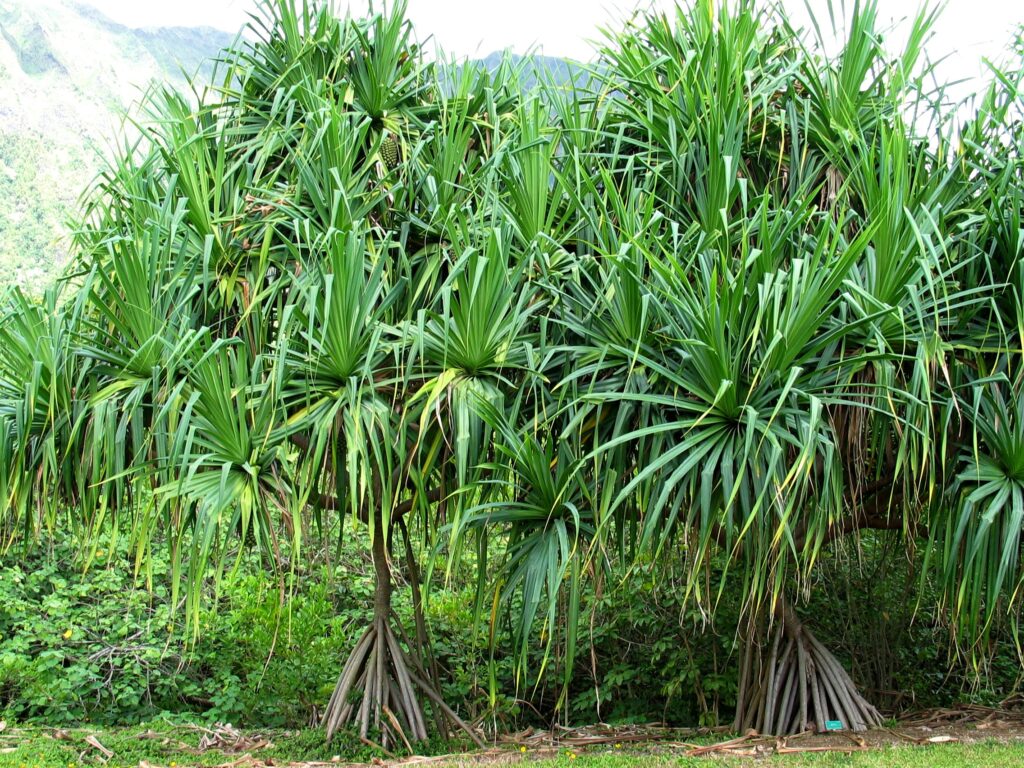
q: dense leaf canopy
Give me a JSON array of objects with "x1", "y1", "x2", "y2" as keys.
[{"x1": 1, "y1": 0, "x2": 1023, "y2": 716}]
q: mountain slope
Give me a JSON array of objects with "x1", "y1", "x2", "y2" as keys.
[
  {"x1": 0, "y1": 3, "x2": 584, "y2": 292},
  {"x1": 477, "y1": 51, "x2": 591, "y2": 89},
  {"x1": 0, "y1": 0, "x2": 232, "y2": 290}
]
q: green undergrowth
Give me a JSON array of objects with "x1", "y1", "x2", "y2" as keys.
[
  {"x1": 2, "y1": 529, "x2": 1020, "y2": 732},
  {"x1": 0, "y1": 529, "x2": 743, "y2": 729}
]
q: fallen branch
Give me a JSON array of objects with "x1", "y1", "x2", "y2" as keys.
[
  {"x1": 684, "y1": 730, "x2": 760, "y2": 756},
  {"x1": 84, "y1": 734, "x2": 114, "y2": 760}
]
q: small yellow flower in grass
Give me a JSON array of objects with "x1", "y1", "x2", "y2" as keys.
[
  {"x1": 170, "y1": 762, "x2": 177, "y2": 767},
  {"x1": 614, "y1": 742, "x2": 622, "y2": 749},
  {"x1": 62, "y1": 629, "x2": 72, "y2": 640},
  {"x1": 568, "y1": 752, "x2": 577, "y2": 760},
  {"x1": 519, "y1": 746, "x2": 527, "y2": 753}
]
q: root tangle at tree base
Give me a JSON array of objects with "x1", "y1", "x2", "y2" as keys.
[
  {"x1": 322, "y1": 615, "x2": 483, "y2": 749},
  {"x1": 735, "y1": 605, "x2": 883, "y2": 736}
]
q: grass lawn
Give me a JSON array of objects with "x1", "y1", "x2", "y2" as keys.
[
  {"x1": 515, "y1": 742, "x2": 1024, "y2": 766},
  {"x1": 510, "y1": 744, "x2": 1024, "y2": 766},
  {"x1": 2, "y1": 723, "x2": 1024, "y2": 768}
]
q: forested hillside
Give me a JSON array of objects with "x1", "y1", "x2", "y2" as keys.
[
  {"x1": 0, "y1": 0, "x2": 233, "y2": 290},
  {"x1": 0, "y1": 2, "x2": 581, "y2": 293}
]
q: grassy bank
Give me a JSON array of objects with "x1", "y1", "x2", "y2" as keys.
[{"x1": 1, "y1": 723, "x2": 1023, "y2": 768}]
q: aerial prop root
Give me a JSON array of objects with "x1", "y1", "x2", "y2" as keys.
[
  {"x1": 322, "y1": 614, "x2": 484, "y2": 749},
  {"x1": 734, "y1": 605, "x2": 882, "y2": 736}
]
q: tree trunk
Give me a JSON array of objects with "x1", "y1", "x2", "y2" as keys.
[
  {"x1": 321, "y1": 510, "x2": 483, "y2": 749},
  {"x1": 733, "y1": 598, "x2": 882, "y2": 736}
]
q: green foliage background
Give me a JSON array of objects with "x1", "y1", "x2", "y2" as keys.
[{"x1": 2, "y1": 528, "x2": 1018, "y2": 729}]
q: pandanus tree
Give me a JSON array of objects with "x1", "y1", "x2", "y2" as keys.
[
  {"x1": 457, "y1": 0, "x2": 1024, "y2": 737},
  {"x1": 0, "y1": 0, "x2": 524, "y2": 746},
  {"x1": 1, "y1": 0, "x2": 1024, "y2": 746}
]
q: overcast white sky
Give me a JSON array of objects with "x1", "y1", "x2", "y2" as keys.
[{"x1": 81, "y1": 0, "x2": 1022, "y2": 87}]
